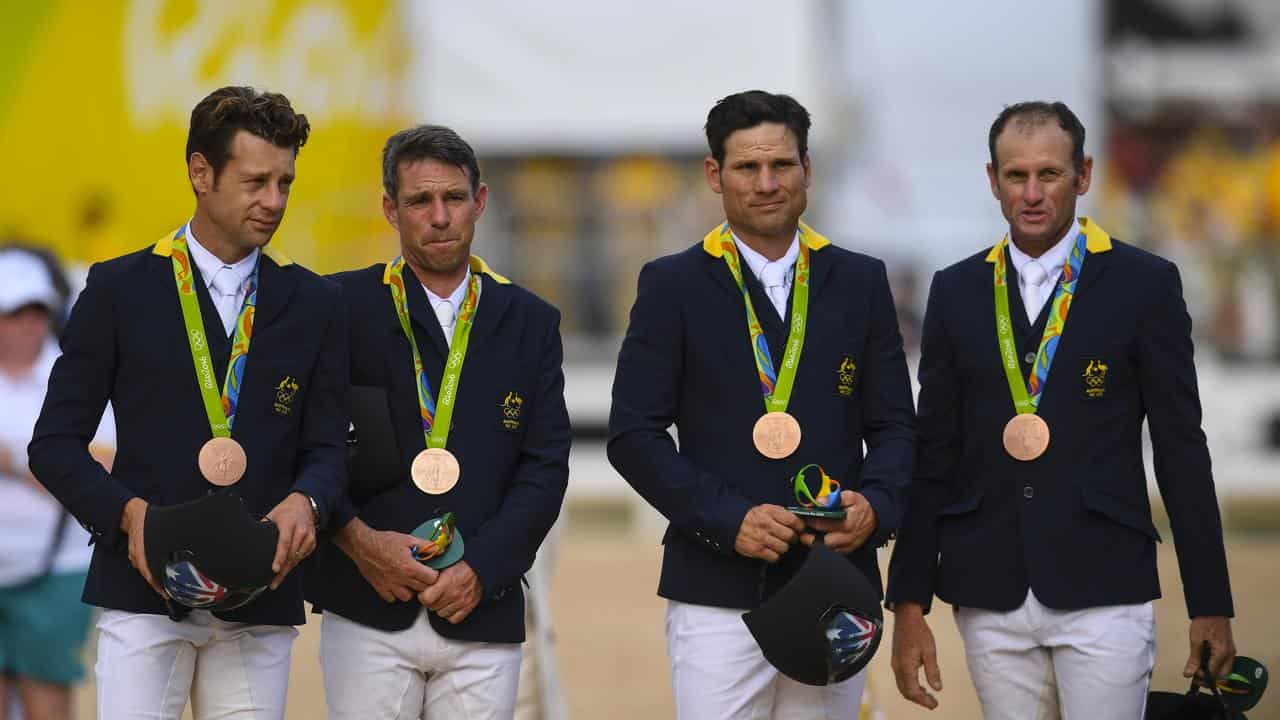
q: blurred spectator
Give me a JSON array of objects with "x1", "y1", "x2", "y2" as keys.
[
  {"x1": 0, "y1": 245, "x2": 114, "y2": 720},
  {"x1": 1101, "y1": 107, "x2": 1280, "y2": 360}
]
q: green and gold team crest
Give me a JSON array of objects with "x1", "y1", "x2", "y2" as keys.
[{"x1": 501, "y1": 391, "x2": 524, "y2": 431}]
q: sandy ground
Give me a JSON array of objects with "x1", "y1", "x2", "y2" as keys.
[{"x1": 71, "y1": 533, "x2": 1279, "y2": 719}]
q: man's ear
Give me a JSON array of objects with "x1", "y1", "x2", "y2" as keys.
[
  {"x1": 382, "y1": 193, "x2": 399, "y2": 231},
  {"x1": 190, "y1": 153, "x2": 213, "y2": 195},
  {"x1": 472, "y1": 183, "x2": 489, "y2": 220},
  {"x1": 1075, "y1": 155, "x2": 1094, "y2": 196},
  {"x1": 704, "y1": 156, "x2": 723, "y2": 194}
]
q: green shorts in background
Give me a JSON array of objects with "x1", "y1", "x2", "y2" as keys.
[{"x1": 0, "y1": 571, "x2": 93, "y2": 685}]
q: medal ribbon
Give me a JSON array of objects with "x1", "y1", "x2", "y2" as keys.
[
  {"x1": 715, "y1": 223, "x2": 811, "y2": 414},
  {"x1": 992, "y1": 229, "x2": 1088, "y2": 414},
  {"x1": 169, "y1": 225, "x2": 258, "y2": 436},
  {"x1": 386, "y1": 258, "x2": 480, "y2": 450}
]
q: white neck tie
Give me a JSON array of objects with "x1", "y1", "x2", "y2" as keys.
[
  {"x1": 759, "y1": 264, "x2": 790, "y2": 321},
  {"x1": 1020, "y1": 261, "x2": 1048, "y2": 324},
  {"x1": 209, "y1": 266, "x2": 241, "y2": 336},
  {"x1": 435, "y1": 301, "x2": 456, "y2": 347}
]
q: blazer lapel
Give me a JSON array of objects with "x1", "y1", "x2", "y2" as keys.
[
  {"x1": 1071, "y1": 215, "x2": 1114, "y2": 297},
  {"x1": 702, "y1": 251, "x2": 742, "y2": 299},
  {"x1": 806, "y1": 243, "x2": 835, "y2": 303},
  {"x1": 1074, "y1": 245, "x2": 1112, "y2": 297},
  {"x1": 252, "y1": 251, "x2": 299, "y2": 332},
  {"x1": 149, "y1": 239, "x2": 230, "y2": 375},
  {"x1": 467, "y1": 274, "x2": 514, "y2": 356}
]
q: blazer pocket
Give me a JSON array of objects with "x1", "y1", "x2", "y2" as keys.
[
  {"x1": 938, "y1": 492, "x2": 983, "y2": 547},
  {"x1": 939, "y1": 491, "x2": 982, "y2": 517},
  {"x1": 1079, "y1": 485, "x2": 1162, "y2": 542}
]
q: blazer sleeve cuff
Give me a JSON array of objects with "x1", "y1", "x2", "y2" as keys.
[
  {"x1": 715, "y1": 496, "x2": 753, "y2": 556},
  {"x1": 83, "y1": 477, "x2": 137, "y2": 554},
  {"x1": 325, "y1": 494, "x2": 358, "y2": 537},
  {"x1": 860, "y1": 485, "x2": 897, "y2": 548},
  {"x1": 884, "y1": 565, "x2": 937, "y2": 614},
  {"x1": 1185, "y1": 593, "x2": 1234, "y2": 619},
  {"x1": 458, "y1": 537, "x2": 508, "y2": 599},
  {"x1": 885, "y1": 594, "x2": 936, "y2": 615},
  {"x1": 290, "y1": 476, "x2": 335, "y2": 530}
]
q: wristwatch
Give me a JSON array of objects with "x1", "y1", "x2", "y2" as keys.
[{"x1": 304, "y1": 493, "x2": 322, "y2": 529}]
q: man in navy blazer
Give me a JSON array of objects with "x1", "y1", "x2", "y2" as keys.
[
  {"x1": 887, "y1": 101, "x2": 1236, "y2": 719},
  {"x1": 306, "y1": 125, "x2": 570, "y2": 719},
  {"x1": 608, "y1": 91, "x2": 915, "y2": 718},
  {"x1": 28, "y1": 86, "x2": 348, "y2": 719}
]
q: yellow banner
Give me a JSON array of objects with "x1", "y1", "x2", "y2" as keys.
[{"x1": 0, "y1": 0, "x2": 407, "y2": 271}]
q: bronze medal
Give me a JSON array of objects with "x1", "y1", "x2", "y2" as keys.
[
  {"x1": 1003, "y1": 414, "x2": 1050, "y2": 461},
  {"x1": 752, "y1": 411, "x2": 802, "y2": 460},
  {"x1": 198, "y1": 437, "x2": 247, "y2": 486},
  {"x1": 411, "y1": 448, "x2": 460, "y2": 495}
]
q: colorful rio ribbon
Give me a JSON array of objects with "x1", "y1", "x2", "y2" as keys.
[
  {"x1": 384, "y1": 257, "x2": 480, "y2": 452},
  {"x1": 159, "y1": 224, "x2": 260, "y2": 437},
  {"x1": 411, "y1": 512, "x2": 456, "y2": 563},
  {"x1": 705, "y1": 221, "x2": 825, "y2": 413},
  {"x1": 793, "y1": 464, "x2": 842, "y2": 510},
  {"x1": 991, "y1": 226, "x2": 1088, "y2": 415}
]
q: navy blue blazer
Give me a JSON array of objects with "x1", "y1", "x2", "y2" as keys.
[
  {"x1": 608, "y1": 224, "x2": 916, "y2": 610},
  {"x1": 305, "y1": 259, "x2": 570, "y2": 643},
  {"x1": 29, "y1": 229, "x2": 349, "y2": 626},
  {"x1": 886, "y1": 218, "x2": 1233, "y2": 618}
]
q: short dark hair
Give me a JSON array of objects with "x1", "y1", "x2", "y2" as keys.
[
  {"x1": 381, "y1": 125, "x2": 481, "y2": 202},
  {"x1": 185, "y1": 87, "x2": 310, "y2": 188},
  {"x1": 988, "y1": 101, "x2": 1086, "y2": 174},
  {"x1": 705, "y1": 91, "x2": 812, "y2": 166}
]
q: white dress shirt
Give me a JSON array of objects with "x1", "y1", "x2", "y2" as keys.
[
  {"x1": 422, "y1": 267, "x2": 475, "y2": 348},
  {"x1": 185, "y1": 222, "x2": 259, "y2": 337},
  {"x1": 733, "y1": 231, "x2": 800, "y2": 322},
  {"x1": 1007, "y1": 219, "x2": 1079, "y2": 325}
]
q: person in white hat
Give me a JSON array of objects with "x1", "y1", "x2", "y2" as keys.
[{"x1": 0, "y1": 246, "x2": 114, "y2": 720}]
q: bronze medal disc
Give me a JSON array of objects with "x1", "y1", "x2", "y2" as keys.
[
  {"x1": 411, "y1": 448, "x2": 460, "y2": 495},
  {"x1": 198, "y1": 437, "x2": 247, "y2": 487},
  {"x1": 1003, "y1": 414, "x2": 1050, "y2": 461},
  {"x1": 752, "y1": 412, "x2": 802, "y2": 460}
]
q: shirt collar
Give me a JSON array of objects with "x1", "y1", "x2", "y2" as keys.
[
  {"x1": 422, "y1": 265, "x2": 474, "y2": 316},
  {"x1": 731, "y1": 230, "x2": 800, "y2": 283},
  {"x1": 184, "y1": 220, "x2": 260, "y2": 289},
  {"x1": 1007, "y1": 218, "x2": 1079, "y2": 283}
]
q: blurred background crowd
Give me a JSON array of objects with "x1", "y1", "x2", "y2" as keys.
[{"x1": 2, "y1": 0, "x2": 1278, "y2": 718}]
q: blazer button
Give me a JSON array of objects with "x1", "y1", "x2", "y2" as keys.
[
  {"x1": 1024, "y1": 352, "x2": 1036, "y2": 364},
  {"x1": 1023, "y1": 486, "x2": 1034, "y2": 499}
]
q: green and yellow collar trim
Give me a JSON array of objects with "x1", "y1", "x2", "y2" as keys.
[{"x1": 702, "y1": 220, "x2": 832, "y2": 257}]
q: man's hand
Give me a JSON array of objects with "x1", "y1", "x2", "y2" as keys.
[
  {"x1": 418, "y1": 561, "x2": 482, "y2": 624},
  {"x1": 734, "y1": 504, "x2": 805, "y2": 563},
  {"x1": 800, "y1": 491, "x2": 877, "y2": 554},
  {"x1": 264, "y1": 492, "x2": 316, "y2": 590},
  {"x1": 891, "y1": 602, "x2": 943, "y2": 710},
  {"x1": 120, "y1": 497, "x2": 166, "y2": 598},
  {"x1": 334, "y1": 518, "x2": 439, "y2": 603},
  {"x1": 1185, "y1": 616, "x2": 1235, "y2": 683}
]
